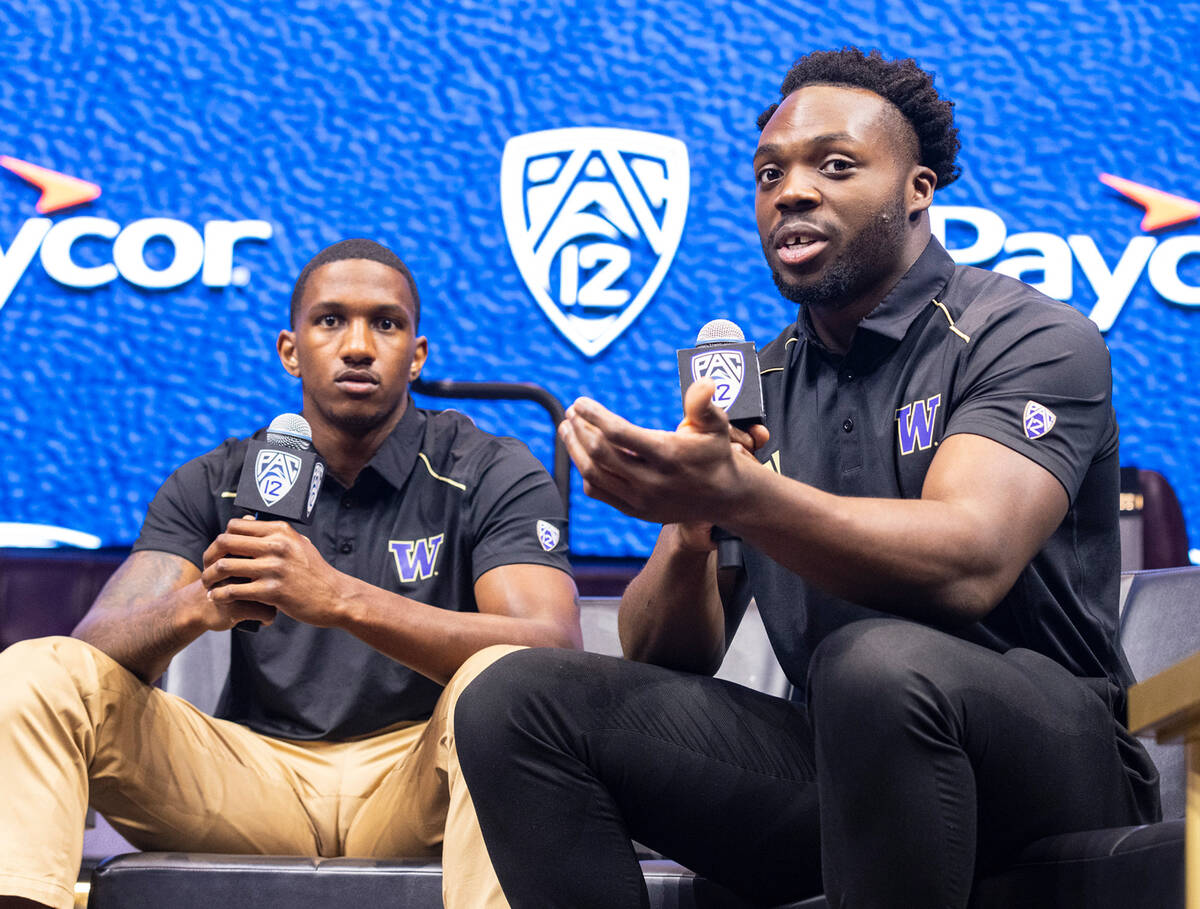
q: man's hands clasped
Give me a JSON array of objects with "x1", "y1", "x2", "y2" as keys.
[{"x1": 200, "y1": 517, "x2": 348, "y2": 631}]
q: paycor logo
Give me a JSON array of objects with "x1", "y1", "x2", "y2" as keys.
[
  {"x1": 0, "y1": 156, "x2": 272, "y2": 313},
  {"x1": 932, "y1": 175, "x2": 1200, "y2": 331}
]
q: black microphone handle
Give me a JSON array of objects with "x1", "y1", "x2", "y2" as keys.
[{"x1": 710, "y1": 525, "x2": 743, "y2": 572}]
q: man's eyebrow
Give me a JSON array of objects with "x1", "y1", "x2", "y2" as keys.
[{"x1": 754, "y1": 133, "x2": 858, "y2": 160}]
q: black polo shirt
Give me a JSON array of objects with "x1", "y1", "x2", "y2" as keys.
[
  {"x1": 134, "y1": 404, "x2": 571, "y2": 740},
  {"x1": 745, "y1": 237, "x2": 1130, "y2": 707}
]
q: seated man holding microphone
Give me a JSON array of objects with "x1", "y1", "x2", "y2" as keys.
[
  {"x1": 0, "y1": 238, "x2": 579, "y2": 909},
  {"x1": 454, "y1": 48, "x2": 1160, "y2": 908}
]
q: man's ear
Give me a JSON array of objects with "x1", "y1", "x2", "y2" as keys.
[
  {"x1": 410, "y1": 336, "x2": 429, "y2": 382},
  {"x1": 278, "y1": 330, "x2": 301, "y2": 378},
  {"x1": 908, "y1": 165, "x2": 937, "y2": 218}
]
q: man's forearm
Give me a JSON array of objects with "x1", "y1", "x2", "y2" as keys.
[
  {"x1": 618, "y1": 525, "x2": 728, "y2": 673},
  {"x1": 331, "y1": 569, "x2": 581, "y2": 686},
  {"x1": 719, "y1": 435, "x2": 1068, "y2": 625},
  {"x1": 730, "y1": 479, "x2": 991, "y2": 622},
  {"x1": 72, "y1": 556, "x2": 209, "y2": 684}
]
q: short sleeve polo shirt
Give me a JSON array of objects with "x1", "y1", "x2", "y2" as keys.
[
  {"x1": 134, "y1": 404, "x2": 571, "y2": 740},
  {"x1": 744, "y1": 238, "x2": 1129, "y2": 705}
]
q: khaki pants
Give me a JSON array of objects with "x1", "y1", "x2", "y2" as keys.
[{"x1": 0, "y1": 636, "x2": 517, "y2": 909}]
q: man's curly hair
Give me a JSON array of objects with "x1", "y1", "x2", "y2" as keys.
[{"x1": 757, "y1": 47, "x2": 961, "y2": 188}]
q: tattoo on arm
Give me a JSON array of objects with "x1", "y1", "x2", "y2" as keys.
[
  {"x1": 74, "y1": 550, "x2": 203, "y2": 682},
  {"x1": 93, "y1": 551, "x2": 193, "y2": 610}
]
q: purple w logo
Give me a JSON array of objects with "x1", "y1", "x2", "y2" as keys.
[
  {"x1": 895, "y1": 395, "x2": 942, "y2": 456},
  {"x1": 389, "y1": 534, "x2": 445, "y2": 583}
]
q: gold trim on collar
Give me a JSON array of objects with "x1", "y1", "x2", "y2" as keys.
[
  {"x1": 417, "y1": 452, "x2": 467, "y2": 491},
  {"x1": 761, "y1": 336, "x2": 799, "y2": 375},
  {"x1": 932, "y1": 298, "x2": 970, "y2": 343}
]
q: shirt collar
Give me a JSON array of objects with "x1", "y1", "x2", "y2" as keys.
[
  {"x1": 790, "y1": 236, "x2": 956, "y2": 364},
  {"x1": 324, "y1": 402, "x2": 426, "y2": 492}
]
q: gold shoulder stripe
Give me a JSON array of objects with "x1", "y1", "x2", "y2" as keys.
[
  {"x1": 221, "y1": 491, "x2": 237, "y2": 498},
  {"x1": 760, "y1": 336, "x2": 798, "y2": 375},
  {"x1": 418, "y1": 452, "x2": 467, "y2": 491},
  {"x1": 932, "y1": 298, "x2": 970, "y2": 343}
]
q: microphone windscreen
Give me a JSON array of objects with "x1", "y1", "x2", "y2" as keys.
[
  {"x1": 266, "y1": 413, "x2": 312, "y2": 450},
  {"x1": 695, "y1": 319, "x2": 745, "y2": 346}
]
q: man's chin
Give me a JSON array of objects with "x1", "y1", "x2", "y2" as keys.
[
  {"x1": 325, "y1": 404, "x2": 400, "y2": 436},
  {"x1": 770, "y1": 268, "x2": 854, "y2": 310}
]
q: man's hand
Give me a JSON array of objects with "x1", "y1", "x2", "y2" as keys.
[
  {"x1": 676, "y1": 381, "x2": 769, "y2": 549},
  {"x1": 201, "y1": 517, "x2": 347, "y2": 629},
  {"x1": 561, "y1": 378, "x2": 769, "y2": 529}
]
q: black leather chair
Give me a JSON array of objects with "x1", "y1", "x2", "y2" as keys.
[{"x1": 88, "y1": 568, "x2": 1196, "y2": 908}]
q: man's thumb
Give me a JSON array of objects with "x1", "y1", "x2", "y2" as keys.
[{"x1": 681, "y1": 379, "x2": 727, "y2": 432}]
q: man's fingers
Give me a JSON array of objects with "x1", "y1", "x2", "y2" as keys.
[
  {"x1": 728, "y1": 422, "x2": 771, "y2": 454},
  {"x1": 681, "y1": 380, "x2": 730, "y2": 435},
  {"x1": 225, "y1": 517, "x2": 288, "y2": 536},
  {"x1": 560, "y1": 415, "x2": 651, "y2": 516},
  {"x1": 747, "y1": 423, "x2": 771, "y2": 451},
  {"x1": 205, "y1": 519, "x2": 294, "y2": 566},
  {"x1": 568, "y1": 397, "x2": 667, "y2": 461},
  {"x1": 222, "y1": 600, "x2": 277, "y2": 626}
]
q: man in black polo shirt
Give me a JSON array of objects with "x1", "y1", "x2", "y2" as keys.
[
  {"x1": 453, "y1": 49, "x2": 1160, "y2": 907},
  {"x1": 0, "y1": 239, "x2": 579, "y2": 909}
]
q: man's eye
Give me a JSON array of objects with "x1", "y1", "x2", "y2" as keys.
[
  {"x1": 757, "y1": 166, "x2": 782, "y2": 185},
  {"x1": 378, "y1": 318, "x2": 395, "y2": 331},
  {"x1": 319, "y1": 314, "x2": 340, "y2": 326},
  {"x1": 822, "y1": 158, "x2": 855, "y2": 174}
]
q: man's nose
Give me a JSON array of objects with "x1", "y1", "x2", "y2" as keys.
[
  {"x1": 341, "y1": 319, "x2": 375, "y2": 360},
  {"x1": 776, "y1": 170, "x2": 820, "y2": 210}
]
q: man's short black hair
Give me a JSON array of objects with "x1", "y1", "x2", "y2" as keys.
[
  {"x1": 757, "y1": 47, "x2": 961, "y2": 188},
  {"x1": 289, "y1": 238, "x2": 421, "y2": 329}
]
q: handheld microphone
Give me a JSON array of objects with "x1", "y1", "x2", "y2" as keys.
[
  {"x1": 677, "y1": 320, "x2": 764, "y2": 571},
  {"x1": 677, "y1": 319, "x2": 765, "y2": 431},
  {"x1": 230, "y1": 413, "x2": 326, "y2": 631}
]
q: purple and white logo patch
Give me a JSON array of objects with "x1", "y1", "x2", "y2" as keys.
[
  {"x1": 1023, "y1": 400, "x2": 1057, "y2": 440},
  {"x1": 537, "y1": 519, "x2": 560, "y2": 552}
]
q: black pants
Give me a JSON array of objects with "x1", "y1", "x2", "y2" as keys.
[{"x1": 455, "y1": 619, "x2": 1160, "y2": 909}]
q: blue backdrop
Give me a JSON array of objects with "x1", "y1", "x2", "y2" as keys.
[{"x1": 1, "y1": 0, "x2": 1198, "y2": 559}]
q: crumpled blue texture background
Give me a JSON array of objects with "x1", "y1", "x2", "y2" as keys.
[{"x1": 0, "y1": 0, "x2": 1197, "y2": 558}]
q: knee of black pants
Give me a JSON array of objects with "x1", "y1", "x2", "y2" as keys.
[
  {"x1": 454, "y1": 647, "x2": 583, "y2": 778},
  {"x1": 807, "y1": 619, "x2": 963, "y2": 746}
]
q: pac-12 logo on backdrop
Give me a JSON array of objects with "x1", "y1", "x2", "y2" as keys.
[
  {"x1": 500, "y1": 128, "x2": 689, "y2": 357},
  {"x1": 691, "y1": 349, "x2": 744, "y2": 411}
]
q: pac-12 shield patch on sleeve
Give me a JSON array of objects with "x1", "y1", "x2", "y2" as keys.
[
  {"x1": 1023, "y1": 400, "x2": 1057, "y2": 440},
  {"x1": 537, "y1": 519, "x2": 561, "y2": 552}
]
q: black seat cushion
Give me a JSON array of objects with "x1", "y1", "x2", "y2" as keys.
[{"x1": 970, "y1": 820, "x2": 1184, "y2": 909}]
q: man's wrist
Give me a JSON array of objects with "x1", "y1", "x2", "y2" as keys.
[
  {"x1": 178, "y1": 580, "x2": 222, "y2": 634},
  {"x1": 709, "y1": 450, "x2": 767, "y2": 532},
  {"x1": 325, "y1": 573, "x2": 371, "y2": 630}
]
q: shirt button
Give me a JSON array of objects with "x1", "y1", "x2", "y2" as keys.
[
  {"x1": 842, "y1": 371, "x2": 854, "y2": 382},
  {"x1": 342, "y1": 499, "x2": 353, "y2": 509},
  {"x1": 842, "y1": 418, "x2": 854, "y2": 433},
  {"x1": 339, "y1": 541, "x2": 354, "y2": 554}
]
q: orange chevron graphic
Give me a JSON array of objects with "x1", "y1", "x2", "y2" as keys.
[
  {"x1": 1099, "y1": 173, "x2": 1200, "y2": 232},
  {"x1": 0, "y1": 155, "x2": 101, "y2": 214}
]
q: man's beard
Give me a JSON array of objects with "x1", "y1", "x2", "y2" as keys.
[
  {"x1": 767, "y1": 195, "x2": 909, "y2": 311},
  {"x1": 319, "y1": 397, "x2": 405, "y2": 436}
]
